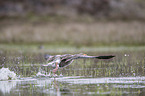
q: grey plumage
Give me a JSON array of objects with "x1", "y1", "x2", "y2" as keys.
[{"x1": 44, "y1": 54, "x2": 115, "y2": 68}]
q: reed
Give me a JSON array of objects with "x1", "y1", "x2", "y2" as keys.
[{"x1": 0, "y1": 21, "x2": 145, "y2": 46}]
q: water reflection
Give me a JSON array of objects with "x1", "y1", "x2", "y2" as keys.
[
  {"x1": 0, "y1": 81, "x2": 17, "y2": 94},
  {"x1": 0, "y1": 77, "x2": 72, "y2": 96},
  {"x1": 0, "y1": 76, "x2": 145, "y2": 96},
  {"x1": 37, "y1": 78, "x2": 71, "y2": 96}
]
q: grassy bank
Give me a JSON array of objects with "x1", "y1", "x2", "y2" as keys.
[
  {"x1": 0, "y1": 21, "x2": 145, "y2": 46},
  {"x1": 0, "y1": 44, "x2": 145, "y2": 55}
]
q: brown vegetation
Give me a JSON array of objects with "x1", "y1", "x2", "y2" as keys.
[
  {"x1": 0, "y1": 21, "x2": 145, "y2": 46},
  {"x1": 0, "y1": 0, "x2": 145, "y2": 20},
  {"x1": 0, "y1": 0, "x2": 145, "y2": 46}
]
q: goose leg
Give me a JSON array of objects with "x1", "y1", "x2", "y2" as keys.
[{"x1": 53, "y1": 62, "x2": 59, "y2": 77}]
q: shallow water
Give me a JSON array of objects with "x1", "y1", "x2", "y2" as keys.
[
  {"x1": 0, "y1": 76, "x2": 145, "y2": 96},
  {"x1": 0, "y1": 46, "x2": 145, "y2": 96}
]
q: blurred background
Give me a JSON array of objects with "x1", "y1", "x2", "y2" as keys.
[
  {"x1": 0, "y1": 1, "x2": 145, "y2": 96},
  {"x1": 0, "y1": 0, "x2": 145, "y2": 46}
]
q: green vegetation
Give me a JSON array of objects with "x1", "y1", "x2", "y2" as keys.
[
  {"x1": 0, "y1": 44, "x2": 145, "y2": 54},
  {"x1": 0, "y1": 44, "x2": 145, "y2": 77}
]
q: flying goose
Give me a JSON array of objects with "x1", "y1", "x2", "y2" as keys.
[{"x1": 43, "y1": 53, "x2": 115, "y2": 75}]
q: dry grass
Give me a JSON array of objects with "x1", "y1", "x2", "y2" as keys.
[{"x1": 0, "y1": 21, "x2": 145, "y2": 46}]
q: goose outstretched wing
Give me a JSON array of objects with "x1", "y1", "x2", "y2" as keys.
[
  {"x1": 73, "y1": 55, "x2": 115, "y2": 59},
  {"x1": 59, "y1": 54, "x2": 115, "y2": 68}
]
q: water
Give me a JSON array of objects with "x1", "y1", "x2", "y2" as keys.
[
  {"x1": 0, "y1": 46, "x2": 145, "y2": 96},
  {"x1": 0, "y1": 76, "x2": 145, "y2": 96}
]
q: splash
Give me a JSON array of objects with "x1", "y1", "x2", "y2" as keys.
[
  {"x1": 36, "y1": 72, "x2": 47, "y2": 77},
  {"x1": 0, "y1": 67, "x2": 17, "y2": 80},
  {"x1": 35, "y1": 68, "x2": 63, "y2": 77},
  {"x1": 36, "y1": 68, "x2": 51, "y2": 77}
]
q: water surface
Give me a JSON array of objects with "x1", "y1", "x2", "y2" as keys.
[{"x1": 0, "y1": 46, "x2": 145, "y2": 96}]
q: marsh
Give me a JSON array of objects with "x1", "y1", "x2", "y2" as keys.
[{"x1": 0, "y1": 45, "x2": 145, "y2": 96}]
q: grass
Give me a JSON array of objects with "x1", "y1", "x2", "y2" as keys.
[
  {"x1": 0, "y1": 21, "x2": 145, "y2": 46},
  {"x1": 0, "y1": 44, "x2": 145, "y2": 54},
  {"x1": 0, "y1": 44, "x2": 145, "y2": 77}
]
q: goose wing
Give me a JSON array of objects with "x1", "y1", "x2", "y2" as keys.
[
  {"x1": 73, "y1": 55, "x2": 115, "y2": 59},
  {"x1": 59, "y1": 54, "x2": 115, "y2": 66},
  {"x1": 59, "y1": 54, "x2": 74, "y2": 68}
]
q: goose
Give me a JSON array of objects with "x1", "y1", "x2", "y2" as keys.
[{"x1": 43, "y1": 53, "x2": 115, "y2": 75}]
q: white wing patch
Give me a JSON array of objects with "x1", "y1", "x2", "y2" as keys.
[{"x1": 55, "y1": 59, "x2": 61, "y2": 63}]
